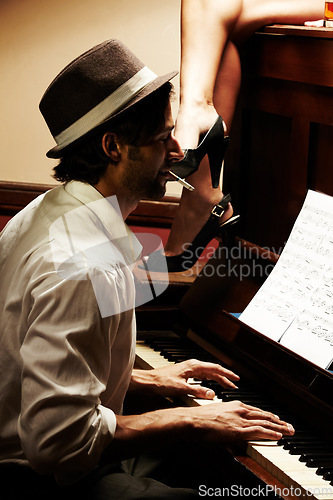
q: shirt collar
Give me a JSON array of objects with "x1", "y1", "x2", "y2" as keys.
[{"x1": 61, "y1": 181, "x2": 142, "y2": 265}]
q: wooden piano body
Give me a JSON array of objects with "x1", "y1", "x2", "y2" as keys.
[{"x1": 134, "y1": 25, "x2": 333, "y2": 498}]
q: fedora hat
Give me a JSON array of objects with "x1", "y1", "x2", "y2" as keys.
[{"x1": 39, "y1": 39, "x2": 177, "y2": 158}]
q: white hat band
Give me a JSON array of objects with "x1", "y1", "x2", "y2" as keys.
[{"x1": 54, "y1": 66, "x2": 157, "y2": 149}]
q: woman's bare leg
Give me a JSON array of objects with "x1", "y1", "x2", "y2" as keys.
[
  {"x1": 213, "y1": 41, "x2": 242, "y2": 129},
  {"x1": 175, "y1": 0, "x2": 242, "y2": 149},
  {"x1": 232, "y1": 0, "x2": 324, "y2": 42},
  {"x1": 165, "y1": 0, "x2": 324, "y2": 258}
]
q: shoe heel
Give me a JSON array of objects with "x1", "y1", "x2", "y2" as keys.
[
  {"x1": 219, "y1": 214, "x2": 240, "y2": 251},
  {"x1": 207, "y1": 136, "x2": 230, "y2": 188}
]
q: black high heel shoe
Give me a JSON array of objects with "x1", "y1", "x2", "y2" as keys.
[
  {"x1": 171, "y1": 116, "x2": 230, "y2": 189},
  {"x1": 142, "y1": 194, "x2": 240, "y2": 273}
]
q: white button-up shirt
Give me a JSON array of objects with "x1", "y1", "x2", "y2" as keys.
[{"x1": 0, "y1": 181, "x2": 142, "y2": 485}]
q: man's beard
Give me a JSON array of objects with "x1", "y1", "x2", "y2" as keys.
[
  {"x1": 144, "y1": 178, "x2": 166, "y2": 200},
  {"x1": 122, "y1": 146, "x2": 167, "y2": 201}
]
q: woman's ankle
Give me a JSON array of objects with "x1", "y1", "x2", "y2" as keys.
[
  {"x1": 175, "y1": 103, "x2": 219, "y2": 149},
  {"x1": 164, "y1": 188, "x2": 232, "y2": 256}
]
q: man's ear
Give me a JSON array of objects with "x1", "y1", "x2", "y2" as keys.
[{"x1": 102, "y1": 132, "x2": 122, "y2": 162}]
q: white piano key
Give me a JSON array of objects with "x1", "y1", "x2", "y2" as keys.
[
  {"x1": 135, "y1": 341, "x2": 172, "y2": 368},
  {"x1": 248, "y1": 442, "x2": 333, "y2": 499}
]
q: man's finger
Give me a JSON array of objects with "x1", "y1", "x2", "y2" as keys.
[
  {"x1": 184, "y1": 360, "x2": 240, "y2": 384},
  {"x1": 185, "y1": 383, "x2": 216, "y2": 400},
  {"x1": 243, "y1": 426, "x2": 284, "y2": 441}
]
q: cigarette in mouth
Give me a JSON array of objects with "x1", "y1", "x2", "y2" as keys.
[{"x1": 169, "y1": 171, "x2": 195, "y2": 191}]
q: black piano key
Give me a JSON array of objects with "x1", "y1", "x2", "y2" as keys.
[
  {"x1": 166, "y1": 354, "x2": 193, "y2": 362},
  {"x1": 323, "y1": 471, "x2": 333, "y2": 481},
  {"x1": 213, "y1": 387, "x2": 256, "y2": 394},
  {"x1": 220, "y1": 394, "x2": 260, "y2": 401},
  {"x1": 202, "y1": 381, "x2": 224, "y2": 391},
  {"x1": 161, "y1": 351, "x2": 203, "y2": 359},
  {"x1": 307, "y1": 458, "x2": 333, "y2": 468},
  {"x1": 160, "y1": 349, "x2": 216, "y2": 363},
  {"x1": 283, "y1": 439, "x2": 329, "y2": 450},
  {"x1": 280, "y1": 435, "x2": 315, "y2": 446},
  {"x1": 219, "y1": 390, "x2": 265, "y2": 400},
  {"x1": 159, "y1": 348, "x2": 200, "y2": 353},
  {"x1": 158, "y1": 347, "x2": 198, "y2": 353},
  {"x1": 218, "y1": 391, "x2": 261, "y2": 399},
  {"x1": 290, "y1": 445, "x2": 333, "y2": 455},
  {"x1": 317, "y1": 466, "x2": 333, "y2": 476},
  {"x1": 300, "y1": 452, "x2": 333, "y2": 462}
]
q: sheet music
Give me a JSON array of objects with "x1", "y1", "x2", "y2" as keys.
[{"x1": 239, "y1": 190, "x2": 333, "y2": 369}]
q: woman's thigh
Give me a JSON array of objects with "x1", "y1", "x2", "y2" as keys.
[{"x1": 232, "y1": 0, "x2": 324, "y2": 41}]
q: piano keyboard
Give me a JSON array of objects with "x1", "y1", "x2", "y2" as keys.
[{"x1": 135, "y1": 336, "x2": 333, "y2": 500}]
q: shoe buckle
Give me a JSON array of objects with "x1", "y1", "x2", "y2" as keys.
[{"x1": 211, "y1": 204, "x2": 225, "y2": 217}]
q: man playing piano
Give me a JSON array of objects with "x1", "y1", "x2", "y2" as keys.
[{"x1": 0, "y1": 39, "x2": 294, "y2": 499}]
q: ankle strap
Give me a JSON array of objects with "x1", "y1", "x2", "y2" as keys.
[{"x1": 211, "y1": 194, "x2": 231, "y2": 218}]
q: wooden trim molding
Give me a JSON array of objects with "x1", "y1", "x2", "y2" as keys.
[
  {"x1": 0, "y1": 181, "x2": 179, "y2": 227},
  {"x1": 0, "y1": 181, "x2": 55, "y2": 215},
  {"x1": 260, "y1": 24, "x2": 333, "y2": 39},
  {"x1": 128, "y1": 198, "x2": 179, "y2": 227}
]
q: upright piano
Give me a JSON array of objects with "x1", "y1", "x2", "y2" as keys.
[{"x1": 133, "y1": 25, "x2": 333, "y2": 499}]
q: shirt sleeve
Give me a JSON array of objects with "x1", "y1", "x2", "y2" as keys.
[{"x1": 18, "y1": 264, "x2": 133, "y2": 485}]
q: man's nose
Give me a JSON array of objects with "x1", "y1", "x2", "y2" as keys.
[{"x1": 168, "y1": 135, "x2": 184, "y2": 162}]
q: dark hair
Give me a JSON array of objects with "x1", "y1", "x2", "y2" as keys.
[{"x1": 53, "y1": 82, "x2": 173, "y2": 184}]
